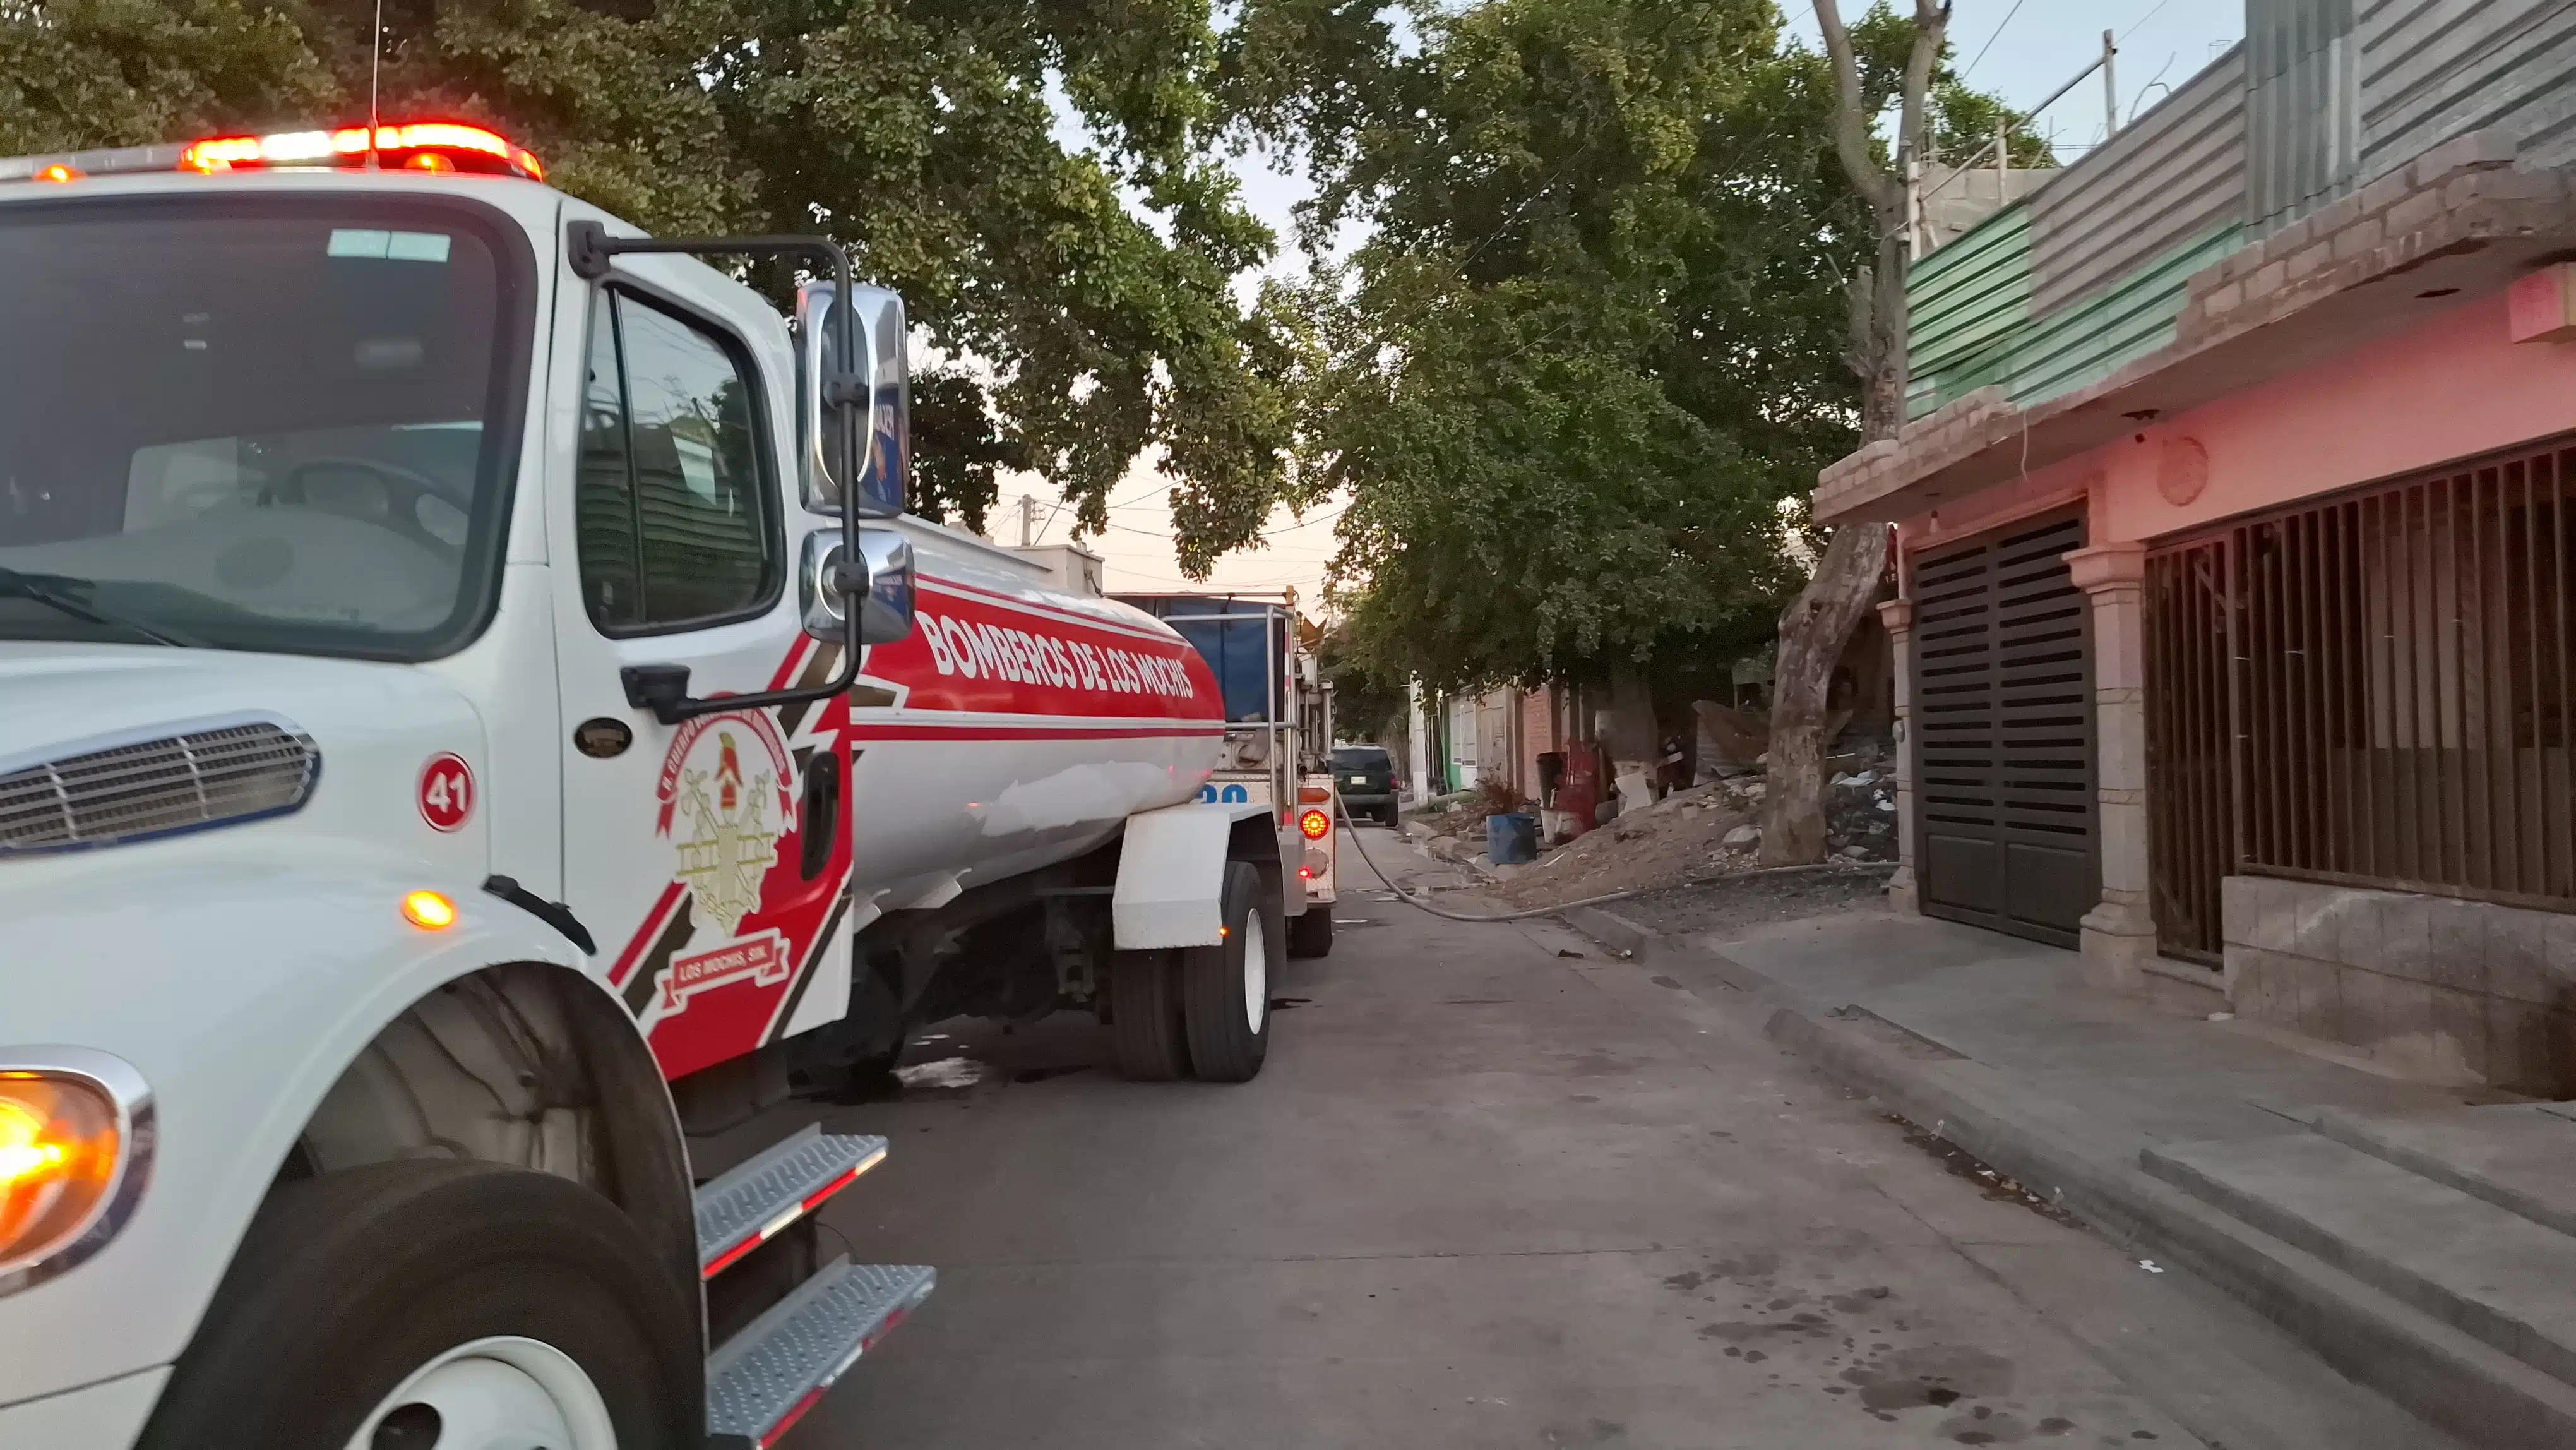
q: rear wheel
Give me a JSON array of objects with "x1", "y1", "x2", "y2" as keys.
[
  {"x1": 138, "y1": 1159, "x2": 698, "y2": 1450},
  {"x1": 1287, "y1": 903, "x2": 1335, "y2": 959},
  {"x1": 1109, "y1": 948, "x2": 1191, "y2": 1081},
  {"x1": 1181, "y1": 861, "x2": 1276, "y2": 1082}
]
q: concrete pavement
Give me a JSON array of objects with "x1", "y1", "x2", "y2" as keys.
[{"x1": 785, "y1": 830, "x2": 2452, "y2": 1449}]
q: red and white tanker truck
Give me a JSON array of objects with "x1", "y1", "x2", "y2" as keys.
[{"x1": 0, "y1": 121, "x2": 1323, "y2": 1447}]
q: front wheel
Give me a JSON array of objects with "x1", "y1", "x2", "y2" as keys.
[
  {"x1": 138, "y1": 1159, "x2": 699, "y2": 1450},
  {"x1": 1181, "y1": 861, "x2": 1278, "y2": 1082}
]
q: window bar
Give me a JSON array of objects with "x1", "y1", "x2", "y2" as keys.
[
  {"x1": 2347, "y1": 498, "x2": 2376, "y2": 883},
  {"x1": 2254, "y1": 524, "x2": 2277, "y2": 870},
  {"x1": 2206, "y1": 542, "x2": 2232, "y2": 935},
  {"x1": 2545, "y1": 448, "x2": 2565, "y2": 896},
  {"x1": 2390, "y1": 481, "x2": 2411, "y2": 880},
  {"x1": 2279, "y1": 520, "x2": 2300, "y2": 870},
  {"x1": 2318, "y1": 510, "x2": 2339, "y2": 875},
  {"x1": 2339, "y1": 500, "x2": 2359, "y2": 880},
  {"x1": 2452, "y1": 471, "x2": 2472, "y2": 891},
  {"x1": 2484, "y1": 466, "x2": 2513, "y2": 894},
  {"x1": 2298, "y1": 512, "x2": 2318, "y2": 875},
  {"x1": 2243, "y1": 526, "x2": 2268, "y2": 870},
  {"x1": 2226, "y1": 529, "x2": 2250, "y2": 880},
  {"x1": 2520, "y1": 459, "x2": 2544, "y2": 895}
]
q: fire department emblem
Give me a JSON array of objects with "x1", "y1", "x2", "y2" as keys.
[{"x1": 655, "y1": 710, "x2": 796, "y2": 938}]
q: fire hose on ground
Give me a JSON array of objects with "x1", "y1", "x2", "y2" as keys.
[{"x1": 1330, "y1": 799, "x2": 1895, "y2": 926}]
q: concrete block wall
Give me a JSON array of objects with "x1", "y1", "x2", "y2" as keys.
[{"x1": 2223, "y1": 875, "x2": 2576, "y2": 1096}]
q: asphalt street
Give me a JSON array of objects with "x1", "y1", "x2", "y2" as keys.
[{"x1": 786, "y1": 827, "x2": 2448, "y2": 1449}]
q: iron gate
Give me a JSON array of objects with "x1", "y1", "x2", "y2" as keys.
[
  {"x1": 2145, "y1": 434, "x2": 2576, "y2": 957},
  {"x1": 1909, "y1": 509, "x2": 2099, "y2": 947}
]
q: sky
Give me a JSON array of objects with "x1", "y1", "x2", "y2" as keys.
[{"x1": 1010, "y1": 0, "x2": 2248, "y2": 612}]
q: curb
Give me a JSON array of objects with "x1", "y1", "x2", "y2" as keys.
[
  {"x1": 1559, "y1": 904, "x2": 1652, "y2": 959},
  {"x1": 1763, "y1": 1005, "x2": 2576, "y2": 1450}
]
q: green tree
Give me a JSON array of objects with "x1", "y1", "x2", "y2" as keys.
[
  {"x1": 1243, "y1": 0, "x2": 1861, "y2": 698},
  {"x1": 0, "y1": 0, "x2": 1310, "y2": 558}
]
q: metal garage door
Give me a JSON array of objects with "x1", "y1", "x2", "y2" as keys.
[{"x1": 1909, "y1": 509, "x2": 2098, "y2": 947}]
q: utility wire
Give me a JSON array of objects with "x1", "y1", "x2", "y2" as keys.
[
  {"x1": 1962, "y1": 0, "x2": 2027, "y2": 80},
  {"x1": 2121, "y1": 0, "x2": 2173, "y2": 39}
]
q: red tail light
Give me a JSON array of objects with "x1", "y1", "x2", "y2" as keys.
[
  {"x1": 179, "y1": 123, "x2": 542, "y2": 181},
  {"x1": 1298, "y1": 809, "x2": 1331, "y2": 839}
]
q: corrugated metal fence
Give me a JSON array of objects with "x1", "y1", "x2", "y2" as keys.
[
  {"x1": 2247, "y1": 0, "x2": 2361, "y2": 230},
  {"x1": 2361, "y1": 0, "x2": 2576, "y2": 177},
  {"x1": 2030, "y1": 44, "x2": 2248, "y2": 315}
]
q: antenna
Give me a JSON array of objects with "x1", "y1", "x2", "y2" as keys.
[{"x1": 366, "y1": 0, "x2": 385, "y2": 170}]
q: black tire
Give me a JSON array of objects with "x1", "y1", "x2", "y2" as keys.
[
  {"x1": 1287, "y1": 902, "x2": 1335, "y2": 958},
  {"x1": 1181, "y1": 861, "x2": 1277, "y2": 1082},
  {"x1": 138, "y1": 1159, "x2": 698, "y2": 1450},
  {"x1": 1380, "y1": 806, "x2": 1400, "y2": 827},
  {"x1": 1109, "y1": 948, "x2": 1191, "y2": 1081}
]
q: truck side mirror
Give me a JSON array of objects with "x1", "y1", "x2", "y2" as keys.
[
  {"x1": 801, "y1": 527, "x2": 917, "y2": 645},
  {"x1": 795, "y1": 282, "x2": 910, "y2": 521}
]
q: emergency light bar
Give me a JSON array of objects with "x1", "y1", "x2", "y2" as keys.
[{"x1": 0, "y1": 122, "x2": 542, "y2": 184}]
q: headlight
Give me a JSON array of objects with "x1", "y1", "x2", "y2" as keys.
[{"x1": 0, "y1": 1053, "x2": 150, "y2": 1295}]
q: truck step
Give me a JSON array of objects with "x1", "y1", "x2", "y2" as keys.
[
  {"x1": 706, "y1": 1257, "x2": 935, "y2": 1447},
  {"x1": 695, "y1": 1123, "x2": 887, "y2": 1278}
]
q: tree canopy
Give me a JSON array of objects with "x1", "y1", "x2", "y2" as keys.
[
  {"x1": 1235, "y1": 0, "x2": 2041, "y2": 693},
  {"x1": 0, "y1": 0, "x2": 1311, "y2": 557}
]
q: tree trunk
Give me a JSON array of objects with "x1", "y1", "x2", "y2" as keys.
[
  {"x1": 1765, "y1": 0, "x2": 1944, "y2": 865},
  {"x1": 1760, "y1": 228, "x2": 1907, "y2": 865},
  {"x1": 1758, "y1": 524, "x2": 1887, "y2": 863}
]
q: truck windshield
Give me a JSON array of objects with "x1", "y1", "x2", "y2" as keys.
[
  {"x1": 0, "y1": 195, "x2": 532, "y2": 659},
  {"x1": 1113, "y1": 596, "x2": 1287, "y2": 724}
]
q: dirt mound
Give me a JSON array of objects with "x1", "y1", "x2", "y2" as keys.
[{"x1": 1486, "y1": 753, "x2": 1897, "y2": 911}]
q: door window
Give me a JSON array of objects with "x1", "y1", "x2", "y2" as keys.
[{"x1": 575, "y1": 290, "x2": 778, "y2": 632}]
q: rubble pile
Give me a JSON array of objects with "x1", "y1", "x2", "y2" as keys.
[
  {"x1": 1487, "y1": 782, "x2": 1752, "y2": 908},
  {"x1": 1467, "y1": 745, "x2": 1899, "y2": 910}
]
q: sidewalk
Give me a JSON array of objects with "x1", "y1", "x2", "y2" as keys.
[{"x1": 1570, "y1": 901, "x2": 2576, "y2": 1450}]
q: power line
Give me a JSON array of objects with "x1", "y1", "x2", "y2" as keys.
[
  {"x1": 2121, "y1": 0, "x2": 2173, "y2": 39},
  {"x1": 1962, "y1": 0, "x2": 2028, "y2": 80}
]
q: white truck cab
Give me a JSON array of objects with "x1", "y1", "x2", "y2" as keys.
[{"x1": 0, "y1": 121, "x2": 1313, "y2": 1448}]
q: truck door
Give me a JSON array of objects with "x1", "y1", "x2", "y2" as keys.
[{"x1": 545, "y1": 268, "x2": 854, "y2": 1081}]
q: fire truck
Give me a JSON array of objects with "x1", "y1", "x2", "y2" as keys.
[
  {"x1": 1114, "y1": 594, "x2": 1342, "y2": 959},
  {"x1": 0, "y1": 121, "x2": 1325, "y2": 1447}
]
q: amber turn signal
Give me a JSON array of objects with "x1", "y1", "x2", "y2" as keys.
[
  {"x1": 402, "y1": 889, "x2": 458, "y2": 930},
  {"x1": 0, "y1": 1074, "x2": 122, "y2": 1274}
]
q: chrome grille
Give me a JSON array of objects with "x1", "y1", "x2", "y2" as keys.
[{"x1": 0, "y1": 719, "x2": 319, "y2": 853}]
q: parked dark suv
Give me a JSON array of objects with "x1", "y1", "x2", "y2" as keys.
[{"x1": 1330, "y1": 744, "x2": 1400, "y2": 825}]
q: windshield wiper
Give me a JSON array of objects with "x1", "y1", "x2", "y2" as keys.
[{"x1": 0, "y1": 567, "x2": 201, "y2": 648}]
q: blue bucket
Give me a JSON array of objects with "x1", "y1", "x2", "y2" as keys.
[{"x1": 1487, "y1": 812, "x2": 1539, "y2": 866}]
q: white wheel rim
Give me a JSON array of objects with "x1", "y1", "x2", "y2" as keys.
[
  {"x1": 347, "y1": 1334, "x2": 617, "y2": 1450},
  {"x1": 1242, "y1": 912, "x2": 1268, "y2": 1034}
]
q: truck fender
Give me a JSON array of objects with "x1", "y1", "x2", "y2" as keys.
[
  {"x1": 0, "y1": 843, "x2": 681, "y2": 1411},
  {"x1": 1111, "y1": 801, "x2": 1280, "y2": 949}
]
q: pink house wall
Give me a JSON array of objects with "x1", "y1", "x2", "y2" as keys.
[{"x1": 1896, "y1": 289, "x2": 2576, "y2": 557}]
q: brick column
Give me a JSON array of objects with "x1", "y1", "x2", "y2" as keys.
[
  {"x1": 2065, "y1": 542, "x2": 2156, "y2": 991},
  {"x1": 1876, "y1": 597, "x2": 1919, "y2": 914}
]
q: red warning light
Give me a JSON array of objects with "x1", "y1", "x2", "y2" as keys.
[{"x1": 179, "y1": 122, "x2": 542, "y2": 181}]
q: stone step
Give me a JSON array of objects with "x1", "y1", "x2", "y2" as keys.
[
  {"x1": 2144, "y1": 1132, "x2": 2576, "y2": 1391},
  {"x1": 2310, "y1": 1103, "x2": 2576, "y2": 1240}
]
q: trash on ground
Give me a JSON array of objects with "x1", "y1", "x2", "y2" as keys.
[{"x1": 894, "y1": 1057, "x2": 987, "y2": 1091}]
